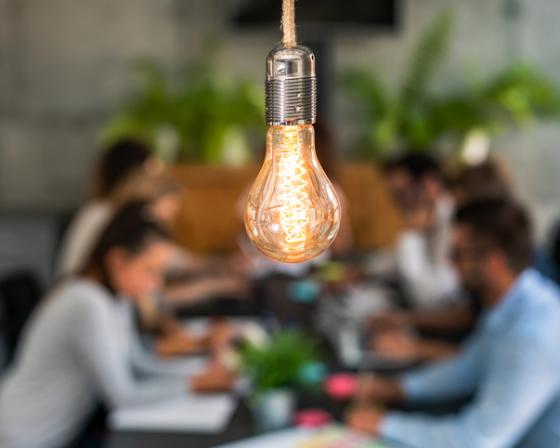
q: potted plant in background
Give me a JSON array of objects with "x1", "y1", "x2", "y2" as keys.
[
  {"x1": 238, "y1": 329, "x2": 325, "y2": 433},
  {"x1": 103, "y1": 49, "x2": 264, "y2": 165},
  {"x1": 341, "y1": 13, "x2": 560, "y2": 161},
  {"x1": 101, "y1": 48, "x2": 266, "y2": 254}
]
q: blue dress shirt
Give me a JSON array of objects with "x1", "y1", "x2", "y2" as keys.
[{"x1": 380, "y1": 269, "x2": 560, "y2": 448}]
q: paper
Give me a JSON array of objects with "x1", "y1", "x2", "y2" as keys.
[
  {"x1": 110, "y1": 393, "x2": 236, "y2": 433},
  {"x1": 150, "y1": 356, "x2": 209, "y2": 376},
  {"x1": 215, "y1": 426, "x2": 389, "y2": 448}
]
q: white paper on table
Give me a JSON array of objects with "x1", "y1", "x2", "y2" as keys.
[
  {"x1": 215, "y1": 428, "x2": 316, "y2": 448},
  {"x1": 110, "y1": 393, "x2": 236, "y2": 433},
  {"x1": 149, "y1": 355, "x2": 209, "y2": 376},
  {"x1": 182, "y1": 318, "x2": 262, "y2": 336},
  {"x1": 215, "y1": 426, "x2": 389, "y2": 448}
]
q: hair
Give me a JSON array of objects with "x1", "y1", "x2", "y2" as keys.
[
  {"x1": 94, "y1": 139, "x2": 152, "y2": 199},
  {"x1": 453, "y1": 198, "x2": 532, "y2": 274},
  {"x1": 383, "y1": 152, "x2": 442, "y2": 183},
  {"x1": 447, "y1": 159, "x2": 512, "y2": 205},
  {"x1": 314, "y1": 120, "x2": 339, "y2": 181},
  {"x1": 552, "y1": 222, "x2": 560, "y2": 273},
  {"x1": 81, "y1": 200, "x2": 171, "y2": 293}
]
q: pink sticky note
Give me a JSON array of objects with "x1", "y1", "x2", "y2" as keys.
[
  {"x1": 295, "y1": 409, "x2": 332, "y2": 427},
  {"x1": 324, "y1": 373, "x2": 357, "y2": 400}
]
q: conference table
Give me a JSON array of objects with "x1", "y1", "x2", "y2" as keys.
[
  {"x1": 108, "y1": 401, "x2": 254, "y2": 448},
  {"x1": 108, "y1": 390, "x2": 355, "y2": 448},
  {"x1": 108, "y1": 272, "x2": 456, "y2": 448}
]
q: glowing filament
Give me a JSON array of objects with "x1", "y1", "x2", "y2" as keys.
[{"x1": 276, "y1": 128, "x2": 311, "y2": 250}]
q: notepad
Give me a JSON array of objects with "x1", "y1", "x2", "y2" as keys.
[{"x1": 110, "y1": 394, "x2": 236, "y2": 433}]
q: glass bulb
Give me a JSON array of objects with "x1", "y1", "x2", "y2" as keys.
[{"x1": 244, "y1": 124, "x2": 341, "y2": 263}]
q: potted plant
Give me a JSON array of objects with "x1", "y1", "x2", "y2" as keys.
[
  {"x1": 103, "y1": 49, "x2": 264, "y2": 165},
  {"x1": 238, "y1": 329, "x2": 325, "y2": 433},
  {"x1": 341, "y1": 13, "x2": 560, "y2": 160}
]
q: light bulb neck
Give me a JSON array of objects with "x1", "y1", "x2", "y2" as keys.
[{"x1": 265, "y1": 45, "x2": 317, "y2": 126}]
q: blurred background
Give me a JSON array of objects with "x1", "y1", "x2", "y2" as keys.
[
  {"x1": 2, "y1": 0, "x2": 560, "y2": 282},
  {"x1": 1, "y1": 1, "x2": 560, "y2": 447}
]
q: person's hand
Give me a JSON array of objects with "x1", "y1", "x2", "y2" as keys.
[
  {"x1": 404, "y1": 205, "x2": 433, "y2": 231},
  {"x1": 165, "y1": 276, "x2": 249, "y2": 305},
  {"x1": 369, "y1": 310, "x2": 411, "y2": 333},
  {"x1": 354, "y1": 374, "x2": 404, "y2": 405},
  {"x1": 345, "y1": 404, "x2": 385, "y2": 435},
  {"x1": 370, "y1": 329, "x2": 421, "y2": 362},
  {"x1": 159, "y1": 315, "x2": 183, "y2": 336},
  {"x1": 155, "y1": 331, "x2": 207, "y2": 358},
  {"x1": 211, "y1": 276, "x2": 250, "y2": 298},
  {"x1": 209, "y1": 319, "x2": 238, "y2": 354},
  {"x1": 227, "y1": 253, "x2": 253, "y2": 277},
  {"x1": 191, "y1": 361, "x2": 235, "y2": 393}
]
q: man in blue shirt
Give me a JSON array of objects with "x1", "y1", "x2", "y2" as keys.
[{"x1": 347, "y1": 199, "x2": 560, "y2": 447}]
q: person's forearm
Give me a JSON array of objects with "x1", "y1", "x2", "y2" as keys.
[
  {"x1": 165, "y1": 279, "x2": 216, "y2": 304},
  {"x1": 417, "y1": 339, "x2": 459, "y2": 361},
  {"x1": 357, "y1": 375, "x2": 406, "y2": 405},
  {"x1": 409, "y1": 305, "x2": 475, "y2": 333}
]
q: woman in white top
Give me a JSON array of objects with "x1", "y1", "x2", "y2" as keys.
[
  {"x1": 57, "y1": 138, "x2": 159, "y2": 277},
  {"x1": 0, "y1": 203, "x2": 233, "y2": 448},
  {"x1": 57, "y1": 138, "x2": 246, "y2": 307}
]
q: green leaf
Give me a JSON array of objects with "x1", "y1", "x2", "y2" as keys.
[{"x1": 400, "y1": 13, "x2": 453, "y2": 106}]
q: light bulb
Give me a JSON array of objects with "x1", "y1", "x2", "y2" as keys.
[{"x1": 244, "y1": 45, "x2": 341, "y2": 263}]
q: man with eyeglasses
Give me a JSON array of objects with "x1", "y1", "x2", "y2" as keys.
[{"x1": 346, "y1": 199, "x2": 560, "y2": 448}]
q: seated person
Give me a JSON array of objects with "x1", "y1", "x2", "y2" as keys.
[
  {"x1": 371, "y1": 158, "x2": 513, "y2": 361},
  {"x1": 57, "y1": 138, "x2": 159, "y2": 277},
  {"x1": 106, "y1": 200, "x2": 243, "y2": 359},
  {"x1": 143, "y1": 181, "x2": 248, "y2": 307},
  {"x1": 346, "y1": 199, "x2": 560, "y2": 448},
  {"x1": 57, "y1": 139, "x2": 246, "y2": 356},
  {"x1": 384, "y1": 153, "x2": 459, "y2": 309},
  {"x1": 0, "y1": 204, "x2": 233, "y2": 448}
]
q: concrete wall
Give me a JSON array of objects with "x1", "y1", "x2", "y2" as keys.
[{"x1": 1, "y1": 0, "x2": 559, "y2": 238}]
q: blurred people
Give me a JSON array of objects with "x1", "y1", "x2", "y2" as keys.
[
  {"x1": 314, "y1": 120, "x2": 353, "y2": 257},
  {"x1": 143, "y1": 182, "x2": 248, "y2": 308},
  {"x1": 121, "y1": 198, "x2": 245, "y2": 357},
  {"x1": 57, "y1": 138, "x2": 158, "y2": 277},
  {"x1": 384, "y1": 153, "x2": 459, "y2": 309},
  {"x1": 0, "y1": 203, "x2": 233, "y2": 448},
  {"x1": 370, "y1": 158, "x2": 514, "y2": 362},
  {"x1": 56, "y1": 138, "x2": 246, "y2": 348},
  {"x1": 153, "y1": 170, "x2": 251, "y2": 304},
  {"x1": 347, "y1": 199, "x2": 560, "y2": 448},
  {"x1": 447, "y1": 157, "x2": 512, "y2": 207}
]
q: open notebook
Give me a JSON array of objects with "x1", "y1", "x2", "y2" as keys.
[{"x1": 110, "y1": 393, "x2": 236, "y2": 433}]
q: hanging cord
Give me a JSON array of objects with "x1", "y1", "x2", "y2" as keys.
[{"x1": 282, "y1": 0, "x2": 297, "y2": 48}]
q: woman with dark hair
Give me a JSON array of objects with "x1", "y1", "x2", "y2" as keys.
[
  {"x1": 57, "y1": 138, "x2": 159, "y2": 276},
  {"x1": 0, "y1": 202, "x2": 233, "y2": 448}
]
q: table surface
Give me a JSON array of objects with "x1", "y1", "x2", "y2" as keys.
[
  {"x1": 108, "y1": 390, "x2": 353, "y2": 448},
  {"x1": 108, "y1": 401, "x2": 261, "y2": 448},
  {"x1": 109, "y1": 274, "x2": 458, "y2": 448}
]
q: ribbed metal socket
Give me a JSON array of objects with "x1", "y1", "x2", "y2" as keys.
[{"x1": 265, "y1": 45, "x2": 317, "y2": 126}]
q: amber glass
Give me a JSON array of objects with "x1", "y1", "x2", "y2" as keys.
[{"x1": 244, "y1": 125, "x2": 341, "y2": 263}]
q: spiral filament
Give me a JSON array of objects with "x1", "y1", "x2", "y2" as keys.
[
  {"x1": 276, "y1": 127, "x2": 311, "y2": 250},
  {"x1": 244, "y1": 124, "x2": 341, "y2": 263}
]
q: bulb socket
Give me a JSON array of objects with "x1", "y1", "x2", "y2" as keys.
[{"x1": 265, "y1": 45, "x2": 317, "y2": 126}]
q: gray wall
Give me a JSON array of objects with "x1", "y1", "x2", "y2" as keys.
[{"x1": 1, "y1": 0, "x2": 559, "y2": 239}]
